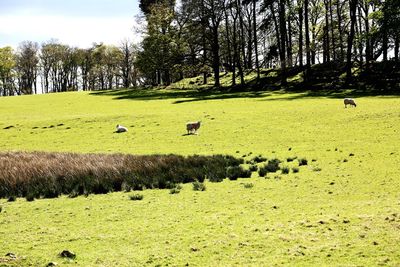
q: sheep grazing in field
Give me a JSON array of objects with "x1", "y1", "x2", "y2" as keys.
[
  {"x1": 186, "y1": 121, "x2": 201, "y2": 135},
  {"x1": 116, "y1": 124, "x2": 128, "y2": 133},
  {"x1": 344, "y1": 98, "x2": 357, "y2": 108}
]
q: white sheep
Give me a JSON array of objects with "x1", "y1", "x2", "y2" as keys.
[
  {"x1": 116, "y1": 124, "x2": 128, "y2": 133},
  {"x1": 344, "y1": 98, "x2": 357, "y2": 108},
  {"x1": 186, "y1": 121, "x2": 201, "y2": 134}
]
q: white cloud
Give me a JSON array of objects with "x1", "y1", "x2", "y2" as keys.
[{"x1": 0, "y1": 14, "x2": 142, "y2": 48}]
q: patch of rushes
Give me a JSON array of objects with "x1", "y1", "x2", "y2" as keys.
[{"x1": 0, "y1": 152, "x2": 243, "y2": 199}]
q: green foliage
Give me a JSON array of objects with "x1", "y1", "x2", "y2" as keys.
[
  {"x1": 251, "y1": 155, "x2": 267, "y2": 163},
  {"x1": 298, "y1": 158, "x2": 308, "y2": 166},
  {"x1": 249, "y1": 165, "x2": 258, "y2": 172},
  {"x1": 258, "y1": 165, "x2": 268, "y2": 177},
  {"x1": 192, "y1": 181, "x2": 206, "y2": 191},
  {"x1": 281, "y1": 166, "x2": 290, "y2": 174},
  {"x1": 265, "y1": 159, "x2": 281, "y2": 173},
  {"x1": 226, "y1": 165, "x2": 251, "y2": 180},
  {"x1": 129, "y1": 193, "x2": 144, "y2": 201},
  {"x1": 243, "y1": 183, "x2": 254, "y2": 188}
]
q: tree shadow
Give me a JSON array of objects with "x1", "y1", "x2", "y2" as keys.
[
  {"x1": 258, "y1": 88, "x2": 400, "y2": 102},
  {"x1": 89, "y1": 87, "x2": 276, "y2": 104}
]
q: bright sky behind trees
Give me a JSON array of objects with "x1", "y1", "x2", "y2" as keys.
[{"x1": 0, "y1": 0, "x2": 141, "y2": 48}]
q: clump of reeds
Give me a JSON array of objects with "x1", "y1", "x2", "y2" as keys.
[{"x1": 0, "y1": 152, "x2": 244, "y2": 199}]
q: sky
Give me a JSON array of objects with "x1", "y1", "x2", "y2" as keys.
[{"x1": 0, "y1": 0, "x2": 142, "y2": 49}]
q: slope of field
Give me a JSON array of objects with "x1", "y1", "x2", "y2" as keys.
[{"x1": 0, "y1": 89, "x2": 400, "y2": 266}]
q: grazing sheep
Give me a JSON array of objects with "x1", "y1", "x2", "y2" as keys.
[
  {"x1": 186, "y1": 121, "x2": 201, "y2": 134},
  {"x1": 344, "y1": 98, "x2": 357, "y2": 108},
  {"x1": 116, "y1": 124, "x2": 128, "y2": 133}
]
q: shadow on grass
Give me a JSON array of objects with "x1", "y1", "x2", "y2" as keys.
[
  {"x1": 89, "y1": 87, "x2": 275, "y2": 104},
  {"x1": 90, "y1": 85, "x2": 400, "y2": 104}
]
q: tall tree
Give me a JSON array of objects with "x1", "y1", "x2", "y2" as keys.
[
  {"x1": 0, "y1": 47, "x2": 16, "y2": 96},
  {"x1": 346, "y1": 0, "x2": 358, "y2": 83},
  {"x1": 15, "y1": 41, "x2": 39, "y2": 95}
]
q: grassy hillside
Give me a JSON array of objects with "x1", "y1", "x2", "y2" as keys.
[{"x1": 1, "y1": 89, "x2": 400, "y2": 266}]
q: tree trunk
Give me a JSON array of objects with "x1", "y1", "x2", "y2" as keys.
[
  {"x1": 237, "y1": 1, "x2": 246, "y2": 84},
  {"x1": 212, "y1": 26, "x2": 221, "y2": 87},
  {"x1": 224, "y1": 7, "x2": 233, "y2": 72},
  {"x1": 279, "y1": 0, "x2": 287, "y2": 86},
  {"x1": 337, "y1": 0, "x2": 345, "y2": 61},
  {"x1": 270, "y1": 3, "x2": 281, "y2": 60},
  {"x1": 382, "y1": 5, "x2": 388, "y2": 61},
  {"x1": 253, "y1": 0, "x2": 260, "y2": 80},
  {"x1": 201, "y1": 0, "x2": 208, "y2": 85},
  {"x1": 329, "y1": 0, "x2": 336, "y2": 60},
  {"x1": 395, "y1": 35, "x2": 399, "y2": 62},
  {"x1": 287, "y1": 19, "x2": 293, "y2": 67},
  {"x1": 346, "y1": 0, "x2": 357, "y2": 84},
  {"x1": 305, "y1": 0, "x2": 311, "y2": 80},
  {"x1": 357, "y1": 4, "x2": 363, "y2": 64},
  {"x1": 364, "y1": 0, "x2": 370, "y2": 66},
  {"x1": 299, "y1": 4, "x2": 303, "y2": 67},
  {"x1": 324, "y1": 0, "x2": 330, "y2": 62}
]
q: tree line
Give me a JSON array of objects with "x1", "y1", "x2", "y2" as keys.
[
  {"x1": 0, "y1": 0, "x2": 399, "y2": 96},
  {"x1": 136, "y1": 0, "x2": 400, "y2": 87},
  {"x1": 0, "y1": 40, "x2": 138, "y2": 96}
]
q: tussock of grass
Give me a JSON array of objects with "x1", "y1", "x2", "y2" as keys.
[
  {"x1": 0, "y1": 152, "x2": 243, "y2": 199},
  {"x1": 129, "y1": 193, "x2": 143, "y2": 201},
  {"x1": 192, "y1": 181, "x2": 206, "y2": 191}
]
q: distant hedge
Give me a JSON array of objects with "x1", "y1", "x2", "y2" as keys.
[{"x1": 0, "y1": 152, "x2": 248, "y2": 199}]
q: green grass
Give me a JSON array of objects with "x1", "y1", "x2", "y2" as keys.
[{"x1": 1, "y1": 89, "x2": 400, "y2": 266}]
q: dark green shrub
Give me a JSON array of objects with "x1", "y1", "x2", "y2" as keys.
[
  {"x1": 0, "y1": 205, "x2": 2, "y2": 212},
  {"x1": 287, "y1": 156, "x2": 297, "y2": 162},
  {"x1": 258, "y1": 166, "x2": 268, "y2": 177},
  {"x1": 252, "y1": 155, "x2": 267, "y2": 163},
  {"x1": 68, "y1": 191, "x2": 79, "y2": 198},
  {"x1": 129, "y1": 193, "x2": 143, "y2": 201},
  {"x1": 26, "y1": 194, "x2": 35, "y2": 202},
  {"x1": 226, "y1": 166, "x2": 251, "y2": 180},
  {"x1": 249, "y1": 165, "x2": 258, "y2": 172},
  {"x1": 292, "y1": 167, "x2": 299, "y2": 173},
  {"x1": 298, "y1": 158, "x2": 308, "y2": 166},
  {"x1": 243, "y1": 183, "x2": 254, "y2": 188},
  {"x1": 241, "y1": 169, "x2": 252, "y2": 178},
  {"x1": 7, "y1": 196, "x2": 16, "y2": 202},
  {"x1": 169, "y1": 188, "x2": 181, "y2": 194},
  {"x1": 192, "y1": 181, "x2": 206, "y2": 191},
  {"x1": 281, "y1": 166, "x2": 290, "y2": 174},
  {"x1": 265, "y1": 159, "x2": 281, "y2": 172}
]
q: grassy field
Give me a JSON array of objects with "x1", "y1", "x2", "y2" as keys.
[{"x1": 1, "y1": 88, "x2": 400, "y2": 266}]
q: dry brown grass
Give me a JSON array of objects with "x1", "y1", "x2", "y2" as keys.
[{"x1": 0, "y1": 152, "x2": 244, "y2": 199}]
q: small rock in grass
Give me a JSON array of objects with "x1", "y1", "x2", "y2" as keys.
[
  {"x1": 343, "y1": 219, "x2": 350, "y2": 224},
  {"x1": 60, "y1": 250, "x2": 76, "y2": 259},
  {"x1": 47, "y1": 262, "x2": 58, "y2": 266},
  {"x1": 190, "y1": 247, "x2": 199, "y2": 252},
  {"x1": 6, "y1": 252, "x2": 17, "y2": 259},
  {"x1": 3, "y1": 125, "x2": 14, "y2": 130},
  {"x1": 372, "y1": 241, "x2": 378, "y2": 246},
  {"x1": 57, "y1": 123, "x2": 64, "y2": 127},
  {"x1": 349, "y1": 153, "x2": 354, "y2": 156}
]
